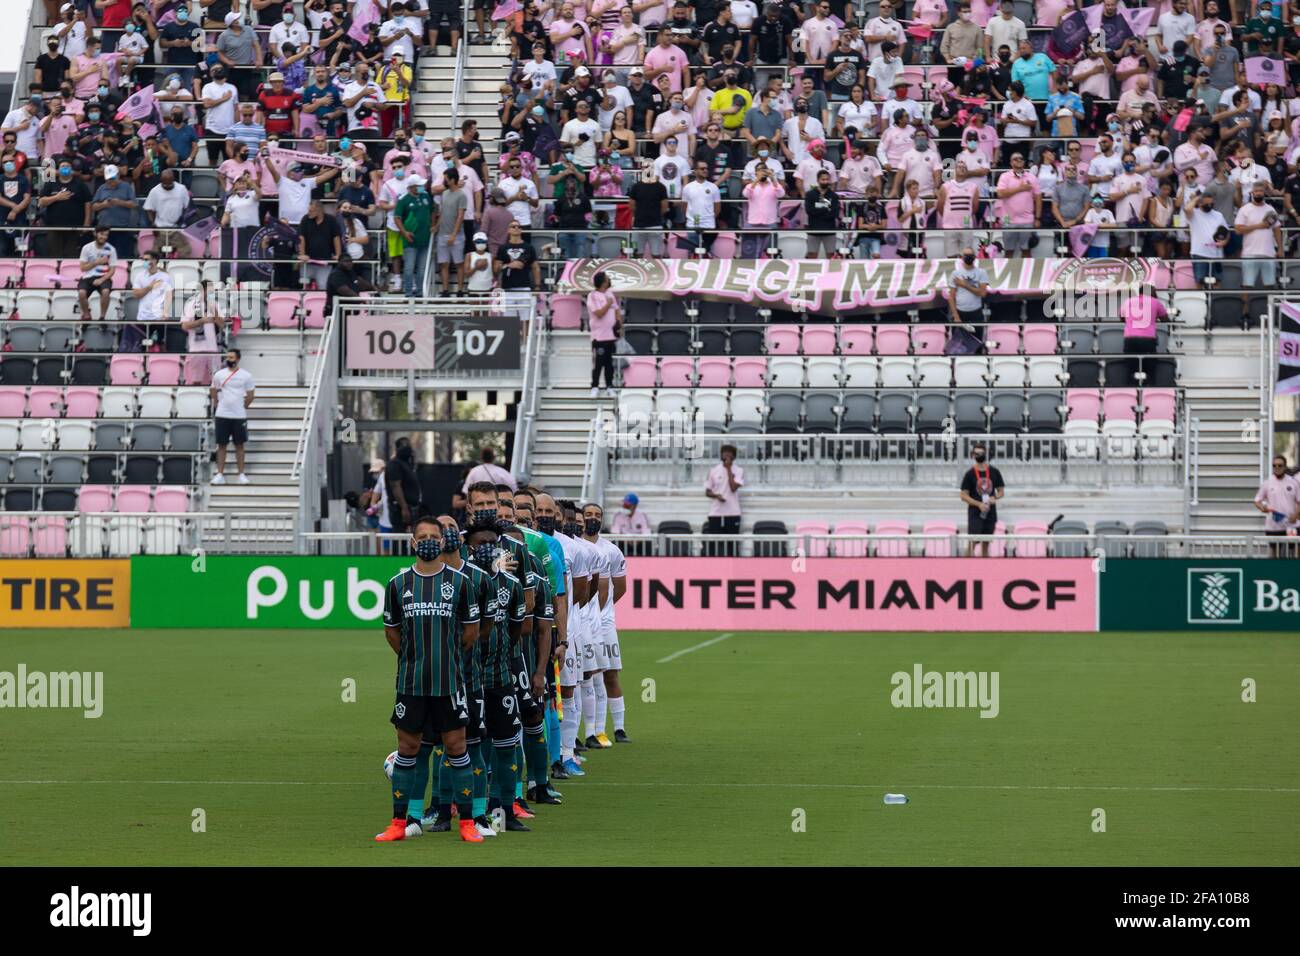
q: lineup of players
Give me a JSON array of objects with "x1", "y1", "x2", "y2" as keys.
[{"x1": 376, "y1": 483, "x2": 629, "y2": 843}]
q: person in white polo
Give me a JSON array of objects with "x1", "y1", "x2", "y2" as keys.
[{"x1": 210, "y1": 347, "x2": 255, "y2": 485}]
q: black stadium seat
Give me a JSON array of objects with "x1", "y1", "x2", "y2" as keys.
[
  {"x1": 657, "y1": 520, "x2": 693, "y2": 557},
  {"x1": 752, "y1": 520, "x2": 789, "y2": 557},
  {"x1": 123, "y1": 457, "x2": 160, "y2": 484},
  {"x1": 0, "y1": 357, "x2": 35, "y2": 385},
  {"x1": 35, "y1": 357, "x2": 66, "y2": 385},
  {"x1": 86, "y1": 455, "x2": 118, "y2": 483},
  {"x1": 42, "y1": 489, "x2": 76, "y2": 511},
  {"x1": 80, "y1": 326, "x2": 117, "y2": 352},
  {"x1": 3, "y1": 488, "x2": 34, "y2": 510},
  {"x1": 161, "y1": 457, "x2": 195, "y2": 484}
]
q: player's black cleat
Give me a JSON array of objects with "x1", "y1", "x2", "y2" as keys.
[
  {"x1": 573, "y1": 738, "x2": 588, "y2": 752},
  {"x1": 551, "y1": 760, "x2": 569, "y2": 779},
  {"x1": 584, "y1": 735, "x2": 602, "y2": 749},
  {"x1": 424, "y1": 816, "x2": 452, "y2": 833},
  {"x1": 614, "y1": 729, "x2": 630, "y2": 743},
  {"x1": 529, "y1": 785, "x2": 562, "y2": 805},
  {"x1": 504, "y1": 815, "x2": 531, "y2": 832}
]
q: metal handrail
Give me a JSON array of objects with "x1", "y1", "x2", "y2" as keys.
[
  {"x1": 289, "y1": 296, "x2": 339, "y2": 484},
  {"x1": 510, "y1": 305, "x2": 545, "y2": 480}
]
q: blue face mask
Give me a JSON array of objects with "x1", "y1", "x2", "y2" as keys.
[
  {"x1": 413, "y1": 537, "x2": 440, "y2": 561},
  {"x1": 2, "y1": 163, "x2": 13, "y2": 175},
  {"x1": 532, "y1": 105, "x2": 545, "y2": 116},
  {"x1": 125, "y1": 23, "x2": 135, "y2": 33},
  {"x1": 58, "y1": 165, "x2": 72, "y2": 176},
  {"x1": 414, "y1": 134, "x2": 424, "y2": 143},
  {"x1": 177, "y1": 9, "x2": 188, "y2": 21},
  {"x1": 441, "y1": 527, "x2": 461, "y2": 553},
  {"x1": 758, "y1": 149, "x2": 769, "y2": 157},
  {"x1": 394, "y1": 168, "x2": 406, "y2": 179},
  {"x1": 470, "y1": 542, "x2": 498, "y2": 570},
  {"x1": 1123, "y1": 162, "x2": 1135, "y2": 172},
  {"x1": 472, "y1": 508, "x2": 498, "y2": 527},
  {"x1": 98, "y1": 86, "x2": 108, "y2": 96},
  {"x1": 339, "y1": 137, "x2": 351, "y2": 150}
]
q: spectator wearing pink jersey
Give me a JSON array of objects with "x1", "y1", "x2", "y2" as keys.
[
  {"x1": 891, "y1": 130, "x2": 942, "y2": 199},
  {"x1": 803, "y1": 3, "x2": 841, "y2": 67},
  {"x1": 994, "y1": 152, "x2": 1040, "y2": 257},
  {"x1": 937, "y1": 175, "x2": 982, "y2": 256},
  {"x1": 549, "y1": 4, "x2": 589, "y2": 64},
  {"x1": 1235, "y1": 183, "x2": 1282, "y2": 324},
  {"x1": 876, "y1": 111, "x2": 915, "y2": 180},
  {"x1": 1119, "y1": 285, "x2": 1168, "y2": 382},
  {"x1": 587, "y1": 271, "x2": 623, "y2": 397},
  {"x1": 642, "y1": 30, "x2": 689, "y2": 95},
  {"x1": 741, "y1": 161, "x2": 782, "y2": 257},
  {"x1": 611, "y1": 493, "x2": 652, "y2": 536},
  {"x1": 1255, "y1": 456, "x2": 1300, "y2": 549}
]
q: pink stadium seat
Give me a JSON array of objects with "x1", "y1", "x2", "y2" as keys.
[
  {"x1": 1013, "y1": 521, "x2": 1049, "y2": 557},
  {"x1": 78, "y1": 486, "x2": 115, "y2": 513},
  {"x1": 1022, "y1": 326, "x2": 1059, "y2": 355},
  {"x1": 874, "y1": 326, "x2": 910, "y2": 355},
  {"x1": 114, "y1": 486, "x2": 152, "y2": 513},
  {"x1": 32, "y1": 516, "x2": 68, "y2": 556},
  {"x1": 111, "y1": 262, "x2": 130, "y2": 289},
  {"x1": 800, "y1": 326, "x2": 837, "y2": 355},
  {"x1": 1102, "y1": 388, "x2": 1138, "y2": 423},
  {"x1": 764, "y1": 325, "x2": 802, "y2": 355},
  {"x1": 64, "y1": 387, "x2": 101, "y2": 417},
  {"x1": 0, "y1": 517, "x2": 31, "y2": 556},
  {"x1": 922, "y1": 519, "x2": 958, "y2": 557},
  {"x1": 23, "y1": 260, "x2": 60, "y2": 289},
  {"x1": 620, "y1": 357, "x2": 657, "y2": 388},
  {"x1": 895, "y1": 68, "x2": 925, "y2": 101},
  {"x1": 1066, "y1": 388, "x2": 1101, "y2": 422},
  {"x1": 302, "y1": 292, "x2": 327, "y2": 328},
  {"x1": 732, "y1": 357, "x2": 767, "y2": 388},
  {"x1": 58, "y1": 259, "x2": 84, "y2": 288},
  {"x1": 795, "y1": 520, "x2": 830, "y2": 558},
  {"x1": 135, "y1": 230, "x2": 156, "y2": 256},
  {"x1": 1141, "y1": 388, "x2": 1176, "y2": 424},
  {"x1": 146, "y1": 354, "x2": 183, "y2": 386},
  {"x1": 549, "y1": 294, "x2": 583, "y2": 330},
  {"x1": 911, "y1": 325, "x2": 947, "y2": 355},
  {"x1": 109, "y1": 354, "x2": 145, "y2": 385},
  {"x1": 695, "y1": 358, "x2": 731, "y2": 388},
  {"x1": 985, "y1": 324, "x2": 1021, "y2": 355},
  {"x1": 710, "y1": 232, "x2": 738, "y2": 260},
  {"x1": 839, "y1": 326, "x2": 873, "y2": 355},
  {"x1": 0, "y1": 258, "x2": 23, "y2": 287},
  {"x1": 26, "y1": 386, "x2": 63, "y2": 418},
  {"x1": 658, "y1": 357, "x2": 694, "y2": 387},
  {"x1": 153, "y1": 486, "x2": 190, "y2": 513},
  {"x1": 988, "y1": 521, "x2": 1008, "y2": 558},
  {"x1": 831, "y1": 520, "x2": 870, "y2": 557},
  {"x1": 0, "y1": 387, "x2": 26, "y2": 417},
  {"x1": 874, "y1": 520, "x2": 911, "y2": 557},
  {"x1": 265, "y1": 292, "x2": 302, "y2": 329}
]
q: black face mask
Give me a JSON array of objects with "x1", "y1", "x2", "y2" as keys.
[
  {"x1": 472, "y1": 507, "x2": 498, "y2": 527},
  {"x1": 397, "y1": 446, "x2": 413, "y2": 463},
  {"x1": 583, "y1": 518, "x2": 601, "y2": 536},
  {"x1": 225, "y1": 359, "x2": 237, "y2": 368},
  {"x1": 536, "y1": 515, "x2": 557, "y2": 534},
  {"x1": 562, "y1": 521, "x2": 583, "y2": 537},
  {"x1": 470, "y1": 542, "x2": 498, "y2": 570},
  {"x1": 493, "y1": 517, "x2": 516, "y2": 537},
  {"x1": 973, "y1": 452, "x2": 987, "y2": 464},
  {"x1": 962, "y1": 254, "x2": 975, "y2": 266},
  {"x1": 413, "y1": 538, "x2": 440, "y2": 562},
  {"x1": 441, "y1": 527, "x2": 462, "y2": 553}
]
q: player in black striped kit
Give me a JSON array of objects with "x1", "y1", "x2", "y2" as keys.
[{"x1": 376, "y1": 516, "x2": 483, "y2": 844}]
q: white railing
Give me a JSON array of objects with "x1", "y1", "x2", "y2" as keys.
[
  {"x1": 290, "y1": 299, "x2": 341, "y2": 547},
  {"x1": 510, "y1": 303, "x2": 547, "y2": 479},
  {"x1": 0, "y1": 511, "x2": 298, "y2": 557}
]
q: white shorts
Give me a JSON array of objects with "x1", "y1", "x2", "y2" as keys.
[
  {"x1": 559, "y1": 598, "x2": 587, "y2": 686},
  {"x1": 559, "y1": 631, "x2": 581, "y2": 686},
  {"x1": 586, "y1": 604, "x2": 610, "y2": 671},
  {"x1": 601, "y1": 617, "x2": 621, "y2": 671}
]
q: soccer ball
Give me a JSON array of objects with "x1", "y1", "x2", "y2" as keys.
[{"x1": 383, "y1": 751, "x2": 398, "y2": 781}]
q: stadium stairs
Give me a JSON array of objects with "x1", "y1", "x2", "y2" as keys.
[{"x1": 414, "y1": 35, "x2": 510, "y2": 168}]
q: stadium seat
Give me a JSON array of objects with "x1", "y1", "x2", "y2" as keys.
[
  {"x1": 43, "y1": 323, "x2": 77, "y2": 352},
  {"x1": 987, "y1": 521, "x2": 1009, "y2": 558},
  {"x1": 954, "y1": 393, "x2": 988, "y2": 433},
  {"x1": 42, "y1": 489, "x2": 76, "y2": 511},
  {"x1": 47, "y1": 454, "x2": 84, "y2": 485},
  {"x1": 35, "y1": 357, "x2": 67, "y2": 386},
  {"x1": 767, "y1": 356, "x2": 805, "y2": 388},
  {"x1": 0, "y1": 425, "x2": 17, "y2": 453},
  {"x1": 0, "y1": 516, "x2": 31, "y2": 556},
  {"x1": 138, "y1": 388, "x2": 175, "y2": 419},
  {"x1": 63, "y1": 387, "x2": 101, "y2": 418},
  {"x1": 752, "y1": 520, "x2": 789, "y2": 557},
  {"x1": 830, "y1": 520, "x2": 869, "y2": 557},
  {"x1": 1027, "y1": 357, "x2": 1065, "y2": 388},
  {"x1": 696, "y1": 358, "x2": 732, "y2": 388},
  {"x1": 915, "y1": 391, "x2": 950, "y2": 433},
  {"x1": 875, "y1": 326, "x2": 910, "y2": 355},
  {"x1": 764, "y1": 325, "x2": 801, "y2": 355},
  {"x1": 31, "y1": 516, "x2": 68, "y2": 556},
  {"x1": 19, "y1": 420, "x2": 51, "y2": 450},
  {"x1": 174, "y1": 388, "x2": 209, "y2": 418},
  {"x1": 922, "y1": 519, "x2": 958, "y2": 557},
  {"x1": 123, "y1": 457, "x2": 161, "y2": 484},
  {"x1": 146, "y1": 355, "x2": 183, "y2": 386},
  {"x1": 1022, "y1": 327, "x2": 1058, "y2": 355},
  {"x1": 877, "y1": 392, "x2": 912, "y2": 434},
  {"x1": 80, "y1": 324, "x2": 117, "y2": 353},
  {"x1": 953, "y1": 358, "x2": 988, "y2": 388},
  {"x1": 0, "y1": 357, "x2": 35, "y2": 386},
  {"x1": 1102, "y1": 389, "x2": 1138, "y2": 423},
  {"x1": 1065, "y1": 355, "x2": 1102, "y2": 388},
  {"x1": 2, "y1": 488, "x2": 34, "y2": 511},
  {"x1": 916, "y1": 357, "x2": 950, "y2": 388},
  {"x1": 621, "y1": 358, "x2": 657, "y2": 388},
  {"x1": 728, "y1": 389, "x2": 765, "y2": 427},
  {"x1": 56, "y1": 421, "x2": 93, "y2": 451},
  {"x1": 873, "y1": 520, "x2": 910, "y2": 557},
  {"x1": 693, "y1": 391, "x2": 729, "y2": 430},
  {"x1": 0, "y1": 385, "x2": 25, "y2": 416},
  {"x1": 989, "y1": 357, "x2": 1026, "y2": 388},
  {"x1": 984, "y1": 324, "x2": 1020, "y2": 355},
  {"x1": 654, "y1": 389, "x2": 692, "y2": 420},
  {"x1": 93, "y1": 422, "x2": 130, "y2": 451},
  {"x1": 732, "y1": 357, "x2": 767, "y2": 388},
  {"x1": 6, "y1": 323, "x2": 44, "y2": 352},
  {"x1": 795, "y1": 521, "x2": 830, "y2": 557},
  {"x1": 1027, "y1": 391, "x2": 1063, "y2": 433},
  {"x1": 658, "y1": 357, "x2": 694, "y2": 387},
  {"x1": 1141, "y1": 389, "x2": 1177, "y2": 424},
  {"x1": 657, "y1": 520, "x2": 694, "y2": 557},
  {"x1": 153, "y1": 486, "x2": 190, "y2": 513},
  {"x1": 1102, "y1": 420, "x2": 1138, "y2": 458},
  {"x1": 131, "y1": 424, "x2": 167, "y2": 452},
  {"x1": 1064, "y1": 420, "x2": 1100, "y2": 458},
  {"x1": 1172, "y1": 291, "x2": 1207, "y2": 328},
  {"x1": 766, "y1": 393, "x2": 803, "y2": 433},
  {"x1": 801, "y1": 326, "x2": 837, "y2": 355},
  {"x1": 989, "y1": 391, "x2": 1026, "y2": 433},
  {"x1": 842, "y1": 357, "x2": 878, "y2": 388},
  {"x1": 1060, "y1": 326, "x2": 1095, "y2": 355},
  {"x1": 911, "y1": 326, "x2": 946, "y2": 355},
  {"x1": 1013, "y1": 521, "x2": 1049, "y2": 557},
  {"x1": 161, "y1": 457, "x2": 195, "y2": 484},
  {"x1": 70, "y1": 357, "x2": 109, "y2": 385},
  {"x1": 617, "y1": 392, "x2": 655, "y2": 425},
  {"x1": 0, "y1": 258, "x2": 23, "y2": 287},
  {"x1": 804, "y1": 392, "x2": 839, "y2": 433},
  {"x1": 302, "y1": 292, "x2": 328, "y2": 328},
  {"x1": 805, "y1": 357, "x2": 840, "y2": 389},
  {"x1": 265, "y1": 292, "x2": 302, "y2": 329},
  {"x1": 839, "y1": 326, "x2": 872, "y2": 355},
  {"x1": 1051, "y1": 520, "x2": 1091, "y2": 557},
  {"x1": 840, "y1": 392, "x2": 876, "y2": 432},
  {"x1": 12, "y1": 454, "x2": 43, "y2": 484},
  {"x1": 1094, "y1": 521, "x2": 1130, "y2": 558},
  {"x1": 1139, "y1": 420, "x2": 1176, "y2": 458},
  {"x1": 114, "y1": 486, "x2": 152, "y2": 513},
  {"x1": 879, "y1": 357, "x2": 914, "y2": 388},
  {"x1": 1131, "y1": 521, "x2": 1169, "y2": 557},
  {"x1": 109, "y1": 355, "x2": 145, "y2": 386},
  {"x1": 549, "y1": 295, "x2": 583, "y2": 330}
]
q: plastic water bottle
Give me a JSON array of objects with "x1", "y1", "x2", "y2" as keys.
[{"x1": 884, "y1": 793, "x2": 909, "y2": 805}]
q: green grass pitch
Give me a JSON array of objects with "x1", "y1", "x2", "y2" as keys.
[{"x1": 1, "y1": 628, "x2": 1297, "y2": 866}]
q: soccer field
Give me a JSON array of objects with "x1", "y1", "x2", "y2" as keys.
[{"x1": 1, "y1": 628, "x2": 1297, "y2": 867}]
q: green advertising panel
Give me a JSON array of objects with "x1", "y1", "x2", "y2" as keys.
[
  {"x1": 1100, "y1": 559, "x2": 1300, "y2": 631},
  {"x1": 130, "y1": 556, "x2": 414, "y2": 629}
]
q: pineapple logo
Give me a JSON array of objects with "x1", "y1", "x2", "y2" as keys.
[{"x1": 1187, "y1": 568, "x2": 1243, "y2": 624}]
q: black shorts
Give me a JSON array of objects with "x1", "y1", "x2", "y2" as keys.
[
  {"x1": 464, "y1": 686, "x2": 487, "y2": 741},
  {"x1": 78, "y1": 275, "x2": 110, "y2": 294},
  {"x1": 967, "y1": 512, "x2": 997, "y2": 535},
  {"x1": 214, "y1": 417, "x2": 248, "y2": 446},
  {"x1": 510, "y1": 653, "x2": 543, "y2": 722},
  {"x1": 429, "y1": 10, "x2": 462, "y2": 30},
  {"x1": 483, "y1": 684, "x2": 522, "y2": 741},
  {"x1": 391, "y1": 691, "x2": 469, "y2": 736}
]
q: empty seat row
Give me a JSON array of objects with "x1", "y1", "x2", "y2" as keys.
[
  {"x1": 0, "y1": 386, "x2": 209, "y2": 421},
  {"x1": 0, "y1": 452, "x2": 198, "y2": 486},
  {"x1": 1066, "y1": 388, "x2": 1176, "y2": 425},
  {"x1": 0, "y1": 258, "x2": 217, "y2": 293},
  {"x1": 0, "y1": 354, "x2": 213, "y2": 387},
  {"x1": 0, "y1": 511, "x2": 195, "y2": 557},
  {"x1": 1, "y1": 420, "x2": 206, "y2": 453},
  {"x1": 265, "y1": 292, "x2": 328, "y2": 330}
]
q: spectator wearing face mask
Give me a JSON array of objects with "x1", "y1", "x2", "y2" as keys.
[
  {"x1": 960, "y1": 443, "x2": 1004, "y2": 558},
  {"x1": 217, "y1": 12, "x2": 263, "y2": 100},
  {"x1": 1235, "y1": 184, "x2": 1282, "y2": 321},
  {"x1": 211, "y1": 348, "x2": 256, "y2": 486},
  {"x1": 37, "y1": 158, "x2": 92, "y2": 259},
  {"x1": 36, "y1": 33, "x2": 72, "y2": 94},
  {"x1": 611, "y1": 493, "x2": 651, "y2": 536},
  {"x1": 143, "y1": 168, "x2": 190, "y2": 251},
  {"x1": 159, "y1": 4, "x2": 203, "y2": 87},
  {"x1": 948, "y1": 246, "x2": 989, "y2": 343}
]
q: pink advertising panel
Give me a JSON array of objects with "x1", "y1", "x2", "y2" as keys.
[
  {"x1": 345, "y1": 313, "x2": 435, "y2": 370},
  {"x1": 616, "y1": 558, "x2": 1098, "y2": 632}
]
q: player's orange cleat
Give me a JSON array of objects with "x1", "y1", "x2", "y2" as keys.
[
  {"x1": 375, "y1": 818, "x2": 407, "y2": 842},
  {"x1": 512, "y1": 801, "x2": 536, "y2": 819},
  {"x1": 459, "y1": 819, "x2": 484, "y2": 843}
]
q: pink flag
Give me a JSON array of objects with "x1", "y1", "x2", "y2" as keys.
[
  {"x1": 492, "y1": 0, "x2": 521, "y2": 18},
  {"x1": 349, "y1": 0, "x2": 380, "y2": 45},
  {"x1": 1069, "y1": 223, "x2": 1098, "y2": 258},
  {"x1": 117, "y1": 84, "x2": 157, "y2": 122},
  {"x1": 1244, "y1": 57, "x2": 1285, "y2": 86}
]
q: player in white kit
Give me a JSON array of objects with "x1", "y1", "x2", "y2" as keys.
[
  {"x1": 560, "y1": 501, "x2": 607, "y2": 752},
  {"x1": 583, "y1": 502, "x2": 630, "y2": 743},
  {"x1": 545, "y1": 496, "x2": 593, "y2": 777}
]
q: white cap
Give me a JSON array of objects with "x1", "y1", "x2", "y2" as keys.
[
  {"x1": 224, "y1": 12, "x2": 240, "y2": 25},
  {"x1": 473, "y1": 231, "x2": 488, "y2": 243},
  {"x1": 574, "y1": 66, "x2": 590, "y2": 77},
  {"x1": 60, "y1": 2, "x2": 73, "y2": 11},
  {"x1": 405, "y1": 175, "x2": 426, "y2": 188},
  {"x1": 103, "y1": 164, "x2": 119, "y2": 179}
]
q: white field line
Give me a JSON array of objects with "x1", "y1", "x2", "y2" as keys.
[
  {"x1": 0, "y1": 780, "x2": 1296, "y2": 794},
  {"x1": 655, "y1": 632, "x2": 734, "y2": 664}
]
